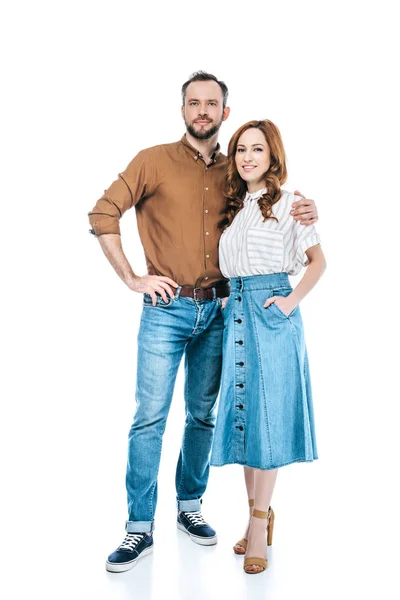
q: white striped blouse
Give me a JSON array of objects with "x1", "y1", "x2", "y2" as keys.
[{"x1": 219, "y1": 188, "x2": 321, "y2": 278}]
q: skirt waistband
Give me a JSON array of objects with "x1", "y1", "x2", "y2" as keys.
[{"x1": 229, "y1": 273, "x2": 290, "y2": 292}]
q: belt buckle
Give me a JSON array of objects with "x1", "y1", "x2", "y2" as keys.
[{"x1": 193, "y1": 287, "x2": 203, "y2": 300}]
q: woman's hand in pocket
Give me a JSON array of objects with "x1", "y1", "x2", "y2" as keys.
[
  {"x1": 221, "y1": 297, "x2": 229, "y2": 309},
  {"x1": 264, "y1": 295, "x2": 297, "y2": 316}
]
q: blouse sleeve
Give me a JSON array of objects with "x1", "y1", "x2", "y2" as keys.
[{"x1": 293, "y1": 219, "x2": 321, "y2": 267}]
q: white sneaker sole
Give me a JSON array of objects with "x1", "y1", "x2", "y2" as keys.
[
  {"x1": 105, "y1": 546, "x2": 153, "y2": 573},
  {"x1": 177, "y1": 522, "x2": 218, "y2": 546}
]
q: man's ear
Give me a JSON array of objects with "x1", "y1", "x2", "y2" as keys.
[
  {"x1": 222, "y1": 106, "x2": 231, "y2": 122},
  {"x1": 181, "y1": 106, "x2": 185, "y2": 119}
]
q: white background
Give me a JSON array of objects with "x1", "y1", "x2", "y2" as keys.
[{"x1": 1, "y1": 1, "x2": 399, "y2": 599}]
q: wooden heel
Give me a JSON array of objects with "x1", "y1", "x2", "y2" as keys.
[{"x1": 267, "y1": 507, "x2": 274, "y2": 546}]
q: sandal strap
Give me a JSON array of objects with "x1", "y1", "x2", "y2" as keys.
[
  {"x1": 244, "y1": 557, "x2": 268, "y2": 569},
  {"x1": 248, "y1": 499, "x2": 255, "y2": 507},
  {"x1": 252, "y1": 508, "x2": 270, "y2": 519}
]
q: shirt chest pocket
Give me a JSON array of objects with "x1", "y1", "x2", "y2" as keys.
[{"x1": 246, "y1": 228, "x2": 284, "y2": 273}]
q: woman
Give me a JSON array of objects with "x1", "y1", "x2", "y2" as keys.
[{"x1": 210, "y1": 120, "x2": 326, "y2": 574}]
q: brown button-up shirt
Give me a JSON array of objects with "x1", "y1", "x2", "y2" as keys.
[{"x1": 88, "y1": 135, "x2": 228, "y2": 289}]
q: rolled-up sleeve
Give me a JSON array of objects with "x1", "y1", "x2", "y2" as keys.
[
  {"x1": 88, "y1": 149, "x2": 155, "y2": 235},
  {"x1": 294, "y1": 221, "x2": 321, "y2": 267}
]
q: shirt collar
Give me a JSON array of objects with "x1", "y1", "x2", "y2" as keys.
[
  {"x1": 245, "y1": 187, "x2": 267, "y2": 202},
  {"x1": 180, "y1": 134, "x2": 221, "y2": 164}
]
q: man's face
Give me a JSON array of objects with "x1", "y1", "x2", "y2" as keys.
[{"x1": 182, "y1": 80, "x2": 230, "y2": 140}]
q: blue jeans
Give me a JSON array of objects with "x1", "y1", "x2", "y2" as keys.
[{"x1": 125, "y1": 289, "x2": 224, "y2": 533}]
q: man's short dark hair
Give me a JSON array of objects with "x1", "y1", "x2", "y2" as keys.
[{"x1": 181, "y1": 71, "x2": 229, "y2": 108}]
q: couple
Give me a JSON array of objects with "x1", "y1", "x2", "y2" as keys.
[{"x1": 88, "y1": 71, "x2": 326, "y2": 575}]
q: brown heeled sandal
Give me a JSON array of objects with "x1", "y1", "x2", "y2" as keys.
[
  {"x1": 243, "y1": 507, "x2": 275, "y2": 574},
  {"x1": 233, "y1": 499, "x2": 254, "y2": 555}
]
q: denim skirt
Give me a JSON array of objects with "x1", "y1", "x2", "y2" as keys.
[{"x1": 210, "y1": 273, "x2": 318, "y2": 470}]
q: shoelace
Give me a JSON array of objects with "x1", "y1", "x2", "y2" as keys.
[
  {"x1": 184, "y1": 511, "x2": 208, "y2": 527},
  {"x1": 118, "y1": 533, "x2": 144, "y2": 551}
]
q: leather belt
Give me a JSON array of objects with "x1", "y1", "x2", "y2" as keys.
[{"x1": 178, "y1": 281, "x2": 230, "y2": 300}]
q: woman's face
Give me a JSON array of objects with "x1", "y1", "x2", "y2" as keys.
[{"x1": 235, "y1": 127, "x2": 271, "y2": 191}]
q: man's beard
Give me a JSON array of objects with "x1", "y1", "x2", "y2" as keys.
[{"x1": 185, "y1": 118, "x2": 223, "y2": 140}]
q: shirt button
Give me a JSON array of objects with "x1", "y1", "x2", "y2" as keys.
[
  {"x1": 236, "y1": 340, "x2": 244, "y2": 345},
  {"x1": 205, "y1": 231, "x2": 209, "y2": 235},
  {"x1": 236, "y1": 425, "x2": 244, "y2": 431},
  {"x1": 205, "y1": 209, "x2": 209, "y2": 213},
  {"x1": 204, "y1": 276, "x2": 209, "y2": 281},
  {"x1": 194, "y1": 156, "x2": 198, "y2": 160},
  {"x1": 206, "y1": 254, "x2": 210, "y2": 259},
  {"x1": 205, "y1": 187, "x2": 209, "y2": 191}
]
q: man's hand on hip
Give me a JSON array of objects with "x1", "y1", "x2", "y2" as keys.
[{"x1": 128, "y1": 275, "x2": 179, "y2": 306}]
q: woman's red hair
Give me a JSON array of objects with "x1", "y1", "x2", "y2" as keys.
[{"x1": 220, "y1": 120, "x2": 288, "y2": 229}]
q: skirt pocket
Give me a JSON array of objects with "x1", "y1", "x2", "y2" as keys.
[{"x1": 270, "y1": 287, "x2": 298, "y2": 319}]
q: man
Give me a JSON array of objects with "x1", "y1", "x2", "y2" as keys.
[{"x1": 88, "y1": 71, "x2": 318, "y2": 573}]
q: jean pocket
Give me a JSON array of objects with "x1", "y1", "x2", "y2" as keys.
[
  {"x1": 269, "y1": 287, "x2": 296, "y2": 318},
  {"x1": 143, "y1": 293, "x2": 175, "y2": 308},
  {"x1": 220, "y1": 294, "x2": 233, "y2": 314},
  {"x1": 270, "y1": 302, "x2": 290, "y2": 318}
]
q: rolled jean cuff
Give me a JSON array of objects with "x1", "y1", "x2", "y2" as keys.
[
  {"x1": 178, "y1": 498, "x2": 201, "y2": 512},
  {"x1": 125, "y1": 520, "x2": 154, "y2": 533}
]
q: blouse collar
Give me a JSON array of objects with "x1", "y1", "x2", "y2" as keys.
[{"x1": 244, "y1": 187, "x2": 267, "y2": 202}]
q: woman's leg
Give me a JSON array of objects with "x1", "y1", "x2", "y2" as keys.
[
  {"x1": 242, "y1": 466, "x2": 256, "y2": 534},
  {"x1": 244, "y1": 468, "x2": 278, "y2": 573},
  {"x1": 234, "y1": 467, "x2": 256, "y2": 553},
  {"x1": 244, "y1": 466, "x2": 255, "y2": 501},
  {"x1": 254, "y1": 468, "x2": 277, "y2": 511}
]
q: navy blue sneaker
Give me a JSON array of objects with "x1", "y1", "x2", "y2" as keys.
[
  {"x1": 177, "y1": 511, "x2": 217, "y2": 545},
  {"x1": 106, "y1": 532, "x2": 153, "y2": 573}
]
